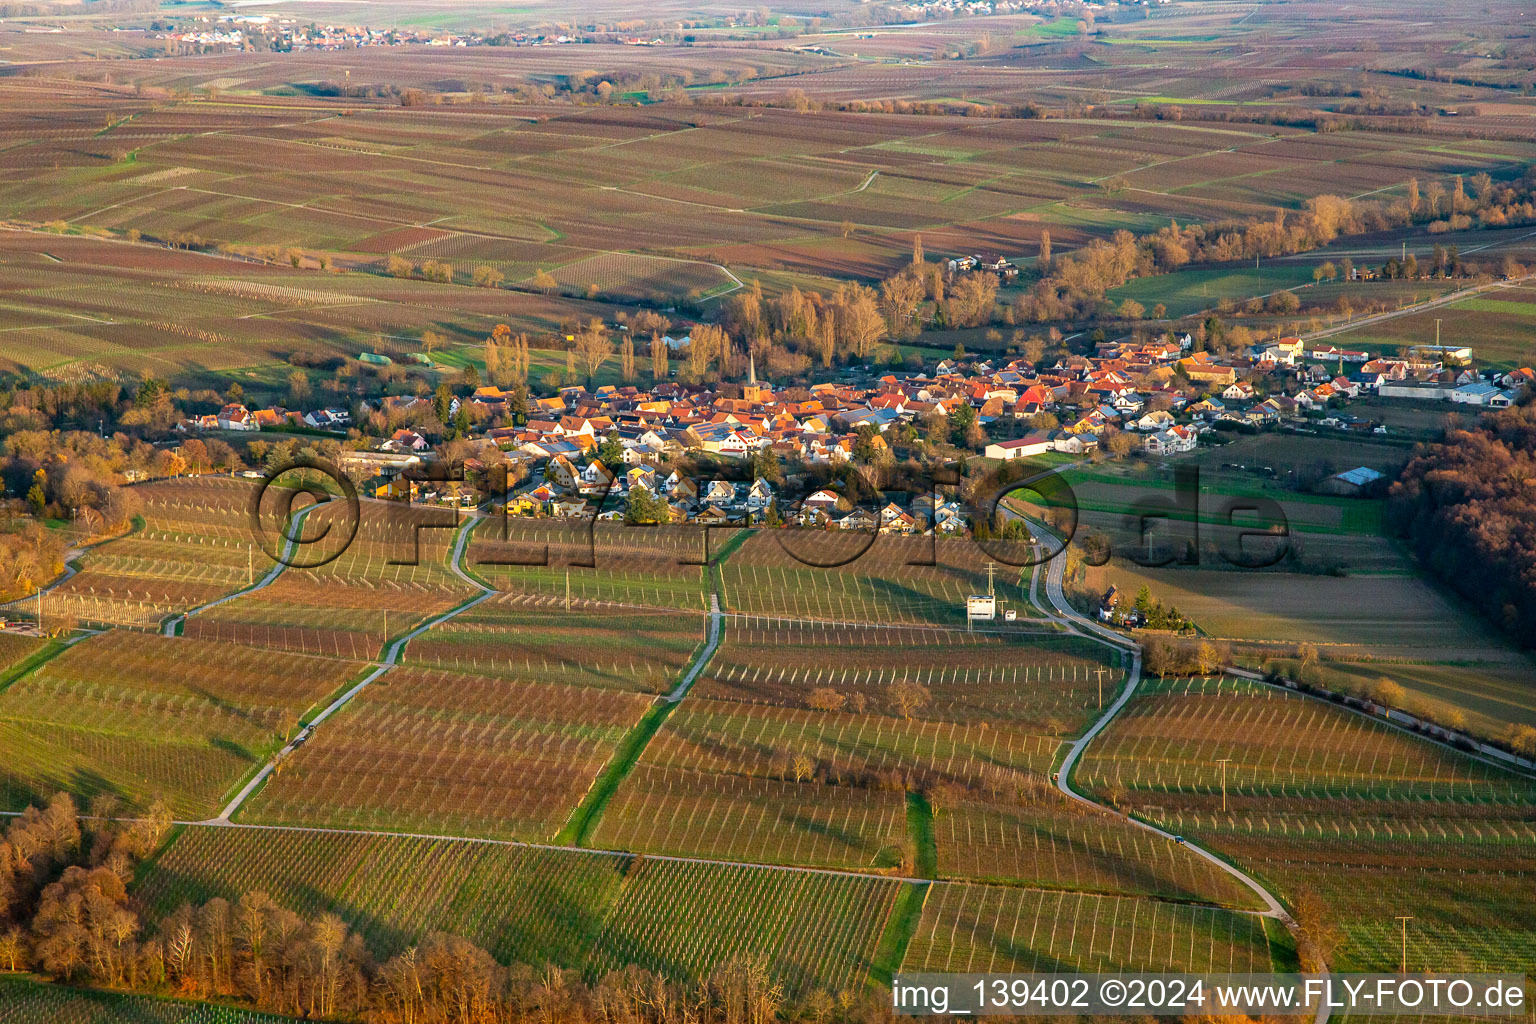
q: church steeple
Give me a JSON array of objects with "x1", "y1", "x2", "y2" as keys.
[{"x1": 748, "y1": 346, "x2": 757, "y2": 386}]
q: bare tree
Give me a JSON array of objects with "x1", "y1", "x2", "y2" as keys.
[
  {"x1": 791, "y1": 753, "x2": 815, "y2": 783},
  {"x1": 887, "y1": 680, "x2": 932, "y2": 720},
  {"x1": 650, "y1": 332, "x2": 669, "y2": 382},
  {"x1": 620, "y1": 336, "x2": 636, "y2": 383},
  {"x1": 806, "y1": 687, "x2": 846, "y2": 712}
]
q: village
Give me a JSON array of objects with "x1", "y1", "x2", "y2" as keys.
[{"x1": 179, "y1": 317, "x2": 1532, "y2": 532}]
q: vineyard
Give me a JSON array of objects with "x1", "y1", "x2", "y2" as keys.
[
  {"x1": 402, "y1": 596, "x2": 703, "y2": 693},
  {"x1": 931, "y1": 799, "x2": 1261, "y2": 907},
  {"x1": 240, "y1": 668, "x2": 654, "y2": 840},
  {"x1": 719, "y1": 532, "x2": 1043, "y2": 627},
  {"x1": 185, "y1": 575, "x2": 466, "y2": 660},
  {"x1": 0, "y1": 633, "x2": 360, "y2": 816},
  {"x1": 470, "y1": 519, "x2": 711, "y2": 612},
  {"x1": 585, "y1": 857, "x2": 901, "y2": 998},
  {"x1": 642, "y1": 697, "x2": 1060, "y2": 787},
  {"x1": 48, "y1": 477, "x2": 270, "y2": 630},
  {"x1": 1075, "y1": 676, "x2": 1532, "y2": 802},
  {"x1": 592, "y1": 765, "x2": 909, "y2": 869},
  {"x1": 135, "y1": 825, "x2": 903, "y2": 996},
  {"x1": 698, "y1": 619, "x2": 1118, "y2": 731},
  {"x1": 0, "y1": 631, "x2": 44, "y2": 674},
  {"x1": 136, "y1": 826, "x2": 630, "y2": 967},
  {"x1": 591, "y1": 690, "x2": 1063, "y2": 870},
  {"x1": 1076, "y1": 676, "x2": 1536, "y2": 973},
  {"x1": 185, "y1": 502, "x2": 476, "y2": 659},
  {"x1": 0, "y1": 976, "x2": 302, "y2": 1023},
  {"x1": 902, "y1": 883, "x2": 1278, "y2": 974}
]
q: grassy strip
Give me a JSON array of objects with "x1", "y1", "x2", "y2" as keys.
[
  {"x1": 555, "y1": 698, "x2": 676, "y2": 846},
  {"x1": 904, "y1": 791, "x2": 937, "y2": 879},
  {"x1": 867, "y1": 881, "x2": 930, "y2": 988},
  {"x1": 0, "y1": 639, "x2": 66, "y2": 695},
  {"x1": 1263, "y1": 913, "x2": 1301, "y2": 973}
]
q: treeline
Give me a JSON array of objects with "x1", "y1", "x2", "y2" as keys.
[
  {"x1": 1388, "y1": 394, "x2": 1536, "y2": 647},
  {"x1": 693, "y1": 90, "x2": 1046, "y2": 120},
  {"x1": 685, "y1": 86, "x2": 1507, "y2": 136},
  {"x1": 4, "y1": 430, "x2": 163, "y2": 518},
  {"x1": 1015, "y1": 170, "x2": 1536, "y2": 322},
  {"x1": 1143, "y1": 636, "x2": 1232, "y2": 678},
  {"x1": 0, "y1": 795, "x2": 890, "y2": 1024},
  {"x1": 0, "y1": 426, "x2": 171, "y2": 600}
]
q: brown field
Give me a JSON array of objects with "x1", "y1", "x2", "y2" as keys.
[
  {"x1": 0, "y1": 230, "x2": 627, "y2": 384},
  {"x1": 241, "y1": 667, "x2": 653, "y2": 839},
  {"x1": 2, "y1": 20, "x2": 1534, "y2": 391},
  {"x1": 1077, "y1": 676, "x2": 1536, "y2": 973}
]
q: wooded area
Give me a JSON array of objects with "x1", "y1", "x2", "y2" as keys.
[{"x1": 1390, "y1": 396, "x2": 1536, "y2": 646}]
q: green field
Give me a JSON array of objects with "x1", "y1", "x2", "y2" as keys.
[
  {"x1": 1328, "y1": 282, "x2": 1536, "y2": 369},
  {"x1": 0, "y1": 633, "x2": 360, "y2": 817},
  {"x1": 1107, "y1": 264, "x2": 1317, "y2": 318}
]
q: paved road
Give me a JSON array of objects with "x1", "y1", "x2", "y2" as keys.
[
  {"x1": 209, "y1": 511, "x2": 492, "y2": 822},
  {"x1": 162, "y1": 502, "x2": 320, "y2": 636},
  {"x1": 666, "y1": 593, "x2": 721, "y2": 702},
  {"x1": 1026, "y1": 523, "x2": 1330, "y2": 1023}
]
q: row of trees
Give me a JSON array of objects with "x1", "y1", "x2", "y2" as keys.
[
  {"x1": 1143, "y1": 636, "x2": 1233, "y2": 678},
  {"x1": 0, "y1": 794, "x2": 885, "y2": 1024},
  {"x1": 1016, "y1": 171, "x2": 1536, "y2": 322}
]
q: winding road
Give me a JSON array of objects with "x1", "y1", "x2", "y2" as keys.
[
  {"x1": 1025, "y1": 522, "x2": 1331, "y2": 1023},
  {"x1": 209, "y1": 510, "x2": 492, "y2": 823},
  {"x1": 162, "y1": 501, "x2": 321, "y2": 636}
]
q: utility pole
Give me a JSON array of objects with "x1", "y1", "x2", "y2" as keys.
[
  {"x1": 565, "y1": 568, "x2": 571, "y2": 612},
  {"x1": 1395, "y1": 916, "x2": 1413, "y2": 974},
  {"x1": 1435, "y1": 318, "x2": 1441, "y2": 347},
  {"x1": 1215, "y1": 758, "x2": 1233, "y2": 812},
  {"x1": 986, "y1": 562, "x2": 996, "y2": 597}
]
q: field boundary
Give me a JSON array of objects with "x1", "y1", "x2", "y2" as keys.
[
  {"x1": 557, "y1": 541, "x2": 732, "y2": 844},
  {"x1": 214, "y1": 512, "x2": 491, "y2": 823}
]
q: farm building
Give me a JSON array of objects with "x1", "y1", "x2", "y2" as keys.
[
  {"x1": 984, "y1": 433, "x2": 1052, "y2": 461},
  {"x1": 1449, "y1": 382, "x2": 1516, "y2": 407},
  {"x1": 1316, "y1": 466, "x2": 1387, "y2": 497}
]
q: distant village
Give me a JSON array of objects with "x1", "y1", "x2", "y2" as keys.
[
  {"x1": 177, "y1": 318, "x2": 1532, "y2": 529},
  {"x1": 157, "y1": 17, "x2": 638, "y2": 53}
]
